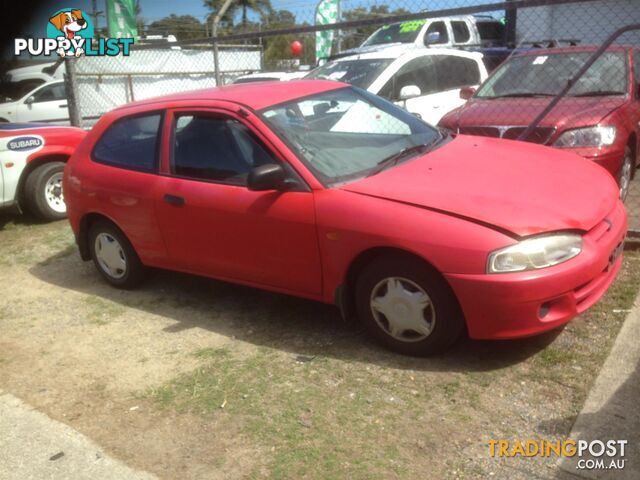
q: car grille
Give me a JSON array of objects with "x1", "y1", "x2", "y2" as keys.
[{"x1": 459, "y1": 126, "x2": 556, "y2": 144}]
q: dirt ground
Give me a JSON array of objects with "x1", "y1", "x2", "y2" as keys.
[{"x1": 0, "y1": 214, "x2": 638, "y2": 479}]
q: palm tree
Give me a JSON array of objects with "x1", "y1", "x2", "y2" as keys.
[
  {"x1": 237, "y1": 0, "x2": 272, "y2": 30},
  {"x1": 204, "y1": 0, "x2": 272, "y2": 32}
]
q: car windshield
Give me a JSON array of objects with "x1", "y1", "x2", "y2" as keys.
[
  {"x1": 260, "y1": 87, "x2": 441, "y2": 185},
  {"x1": 362, "y1": 21, "x2": 425, "y2": 46},
  {"x1": 305, "y1": 59, "x2": 393, "y2": 89},
  {"x1": 476, "y1": 51, "x2": 628, "y2": 98}
]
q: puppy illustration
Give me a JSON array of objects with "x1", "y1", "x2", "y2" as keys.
[{"x1": 49, "y1": 9, "x2": 87, "y2": 57}]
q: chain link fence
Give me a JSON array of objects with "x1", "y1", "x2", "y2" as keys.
[{"x1": 64, "y1": 0, "x2": 640, "y2": 232}]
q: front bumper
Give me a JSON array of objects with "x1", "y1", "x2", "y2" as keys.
[{"x1": 445, "y1": 201, "x2": 627, "y2": 340}]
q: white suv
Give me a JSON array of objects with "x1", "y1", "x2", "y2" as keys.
[{"x1": 306, "y1": 48, "x2": 488, "y2": 125}]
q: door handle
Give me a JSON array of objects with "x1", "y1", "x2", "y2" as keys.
[
  {"x1": 163, "y1": 194, "x2": 185, "y2": 206},
  {"x1": 59, "y1": 104, "x2": 68, "y2": 108}
]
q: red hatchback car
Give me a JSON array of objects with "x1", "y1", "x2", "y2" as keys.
[
  {"x1": 64, "y1": 81, "x2": 626, "y2": 356},
  {"x1": 439, "y1": 46, "x2": 640, "y2": 200}
]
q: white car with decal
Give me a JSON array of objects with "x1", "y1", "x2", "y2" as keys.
[
  {"x1": 0, "y1": 124, "x2": 85, "y2": 220},
  {"x1": 305, "y1": 48, "x2": 488, "y2": 125}
]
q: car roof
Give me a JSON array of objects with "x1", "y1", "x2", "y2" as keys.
[
  {"x1": 114, "y1": 80, "x2": 347, "y2": 112},
  {"x1": 515, "y1": 44, "x2": 632, "y2": 57},
  {"x1": 331, "y1": 47, "x2": 483, "y2": 62}
]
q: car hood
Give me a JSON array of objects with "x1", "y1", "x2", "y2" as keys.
[
  {"x1": 452, "y1": 96, "x2": 626, "y2": 131},
  {"x1": 340, "y1": 135, "x2": 618, "y2": 237}
]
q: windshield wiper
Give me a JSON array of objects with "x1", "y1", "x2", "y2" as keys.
[
  {"x1": 488, "y1": 92, "x2": 555, "y2": 98},
  {"x1": 366, "y1": 137, "x2": 441, "y2": 178},
  {"x1": 570, "y1": 90, "x2": 625, "y2": 97}
]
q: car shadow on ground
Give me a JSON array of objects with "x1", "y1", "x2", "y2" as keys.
[
  {"x1": 0, "y1": 212, "x2": 42, "y2": 230},
  {"x1": 29, "y1": 250, "x2": 562, "y2": 373}
]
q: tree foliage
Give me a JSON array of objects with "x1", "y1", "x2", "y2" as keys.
[{"x1": 147, "y1": 14, "x2": 206, "y2": 40}]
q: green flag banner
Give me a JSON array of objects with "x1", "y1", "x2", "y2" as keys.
[
  {"x1": 107, "y1": 0, "x2": 139, "y2": 39},
  {"x1": 315, "y1": 0, "x2": 339, "y2": 63}
]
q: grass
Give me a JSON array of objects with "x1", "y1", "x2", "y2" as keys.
[
  {"x1": 145, "y1": 251, "x2": 640, "y2": 479},
  {"x1": 3, "y1": 217, "x2": 639, "y2": 479}
]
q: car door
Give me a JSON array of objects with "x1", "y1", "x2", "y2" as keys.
[
  {"x1": 16, "y1": 82, "x2": 69, "y2": 124},
  {"x1": 405, "y1": 55, "x2": 483, "y2": 125},
  {"x1": 154, "y1": 108, "x2": 323, "y2": 296}
]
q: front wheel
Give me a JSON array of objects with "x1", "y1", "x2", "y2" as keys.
[
  {"x1": 89, "y1": 221, "x2": 145, "y2": 289},
  {"x1": 618, "y1": 146, "x2": 634, "y2": 202},
  {"x1": 355, "y1": 256, "x2": 464, "y2": 356},
  {"x1": 24, "y1": 162, "x2": 67, "y2": 221}
]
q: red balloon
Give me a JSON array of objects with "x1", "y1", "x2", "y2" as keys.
[{"x1": 290, "y1": 40, "x2": 303, "y2": 57}]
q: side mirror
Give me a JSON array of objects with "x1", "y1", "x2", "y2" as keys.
[
  {"x1": 247, "y1": 164, "x2": 287, "y2": 191},
  {"x1": 425, "y1": 31, "x2": 441, "y2": 45},
  {"x1": 25, "y1": 95, "x2": 35, "y2": 105},
  {"x1": 459, "y1": 86, "x2": 476, "y2": 100},
  {"x1": 399, "y1": 85, "x2": 421, "y2": 101}
]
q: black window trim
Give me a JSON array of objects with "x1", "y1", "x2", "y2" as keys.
[
  {"x1": 91, "y1": 110, "x2": 165, "y2": 174},
  {"x1": 167, "y1": 109, "x2": 309, "y2": 191}
]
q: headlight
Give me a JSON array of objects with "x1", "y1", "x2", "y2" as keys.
[
  {"x1": 554, "y1": 126, "x2": 616, "y2": 148},
  {"x1": 487, "y1": 233, "x2": 582, "y2": 274}
]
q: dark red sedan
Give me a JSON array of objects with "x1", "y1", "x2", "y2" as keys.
[
  {"x1": 64, "y1": 81, "x2": 626, "y2": 356},
  {"x1": 439, "y1": 46, "x2": 640, "y2": 200}
]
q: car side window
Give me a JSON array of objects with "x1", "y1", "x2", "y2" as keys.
[
  {"x1": 424, "y1": 21, "x2": 449, "y2": 45},
  {"x1": 451, "y1": 21, "x2": 471, "y2": 43},
  {"x1": 92, "y1": 113, "x2": 162, "y2": 172},
  {"x1": 435, "y1": 56, "x2": 482, "y2": 90},
  {"x1": 378, "y1": 56, "x2": 438, "y2": 101},
  {"x1": 172, "y1": 114, "x2": 274, "y2": 185},
  {"x1": 31, "y1": 83, "x2": 66, "y2": 103}
]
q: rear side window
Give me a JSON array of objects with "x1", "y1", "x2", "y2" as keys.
[
  {"x1": 93, "y1": 113, "x2": 162, "y2": 172},
  {"x1": 477, "y1": 21, "x2": 505, "y2": 42},
  {"x1": 436, "y1": 56, "x2": 482, "y2": 90},
  {"x1": 451, "y1": 21, "x2": 471, "y2": 43}
]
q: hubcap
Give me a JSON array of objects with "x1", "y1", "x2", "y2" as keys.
[
  {"x1": 45, "y1": 172, "x2": 66, "y2": 213},
  {"x1": 370, "y1": 277, "x2": 436, "y2": 343},
  {"x1": 94, "y1": 233, "x2": 127, "y2": 279}
]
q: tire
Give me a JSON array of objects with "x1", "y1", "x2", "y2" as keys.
[
  {"x1": 24, "y1": 162, "x2": 67, "y2": 221},
  {"x1": 618, "y1": 145, "x2": 634, "y2": 202},
  {"x1": 355, "y1": 255, "x2": 464, "y2": 356},
  {"x1": 89, "y1": 220, "x2": 145, "y2": 289}
]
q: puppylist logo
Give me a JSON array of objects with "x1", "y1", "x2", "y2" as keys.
[{"x1": 14, "y1": 8, "x2": 133, "y2": 58}]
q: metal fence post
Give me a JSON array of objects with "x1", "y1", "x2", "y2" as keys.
[
  {"x1": 213, "y1": 0, "x2": 234, "y2": 86},
  {"x1": 64, "y1": 57, "x2": 82, "y2": 128}
]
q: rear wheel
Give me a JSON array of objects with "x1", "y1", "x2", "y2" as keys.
[
  {"x1": 618, "y1": 145, "x2": 633, "y2": 202},
  {"x1": 24, "y1": 162, "x2": 67, "y2": 221},
  {"x1": 89, "y1": 221, "x2": 145, "y2": 289},
  {"x1": 355, "y1": 255, "x2": 464, "y2": 356}
]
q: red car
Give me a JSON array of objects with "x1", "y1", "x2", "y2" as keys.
[
  {"x1": 1, "y1": 123, "x2": 86, "y2": 220},
  {"x1": 64, "y1": 81, "x2": 626, "y2": 356},
  {"x1": 439, "y1": 45, "x2": 640, "y2": 200}
]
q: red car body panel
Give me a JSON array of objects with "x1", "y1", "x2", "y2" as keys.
[
  {"x1": 341, "y1": 135, "x2": 619, "y2": 237},
  {"x1": 439, "y1": 46, "x2": 640, "y2": 179},
  {"x1": 65, "y1": 81, "x2": 627, "y2": 341}
]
